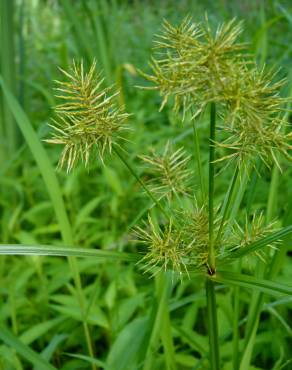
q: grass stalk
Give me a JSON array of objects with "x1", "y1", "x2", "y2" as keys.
[
  {"x1": 206, "y1": 278, "x2": 220, "y2": 370},
  {"x1": 205, "y1": 102, "x2": 220, "y2": 370},
  {"x1": 0, "y1": 0, "x2": 17, "y2": 162},
  {"x1": 208, "y1": 102, "x2": 216, "y2": 273},
  {"x1": 142, "y1": 273, "x2": 174, "y2": 370},
  {"x1": 216, "y1": 166, "x2": 239, "y2": 242},
  {"x1": 231, "y1": 163, "x2": 256, "y2": 370},
  {"x1": 232, "y1": 259, "x2": 242, "y2": 370},
  {"x1": 113, "y1": 145, "x2": 170, "y2": 220},
  {"x1": 240, "y1": 160, "x2": 281, "y2": 369},
  {"x1": 192, "y1": 120, "x2": 206, "y2": 201}
]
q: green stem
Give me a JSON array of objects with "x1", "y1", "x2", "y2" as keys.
[
  {"x1": 240, "y1": 161, "x2": 281, "y2": 370},
  {"x1": 113, "y1": 145, "x2": 170, "y2": 220},
  {"x1": 0, "y1": 0, "x2": 18, "y2": 163},
  {"x1": 192, "y1": 120, "x2": 206, "y2": 201},
  {"x1": 206, "y1": 102, "x2": 220, "y2": 370},
  {"x1": 232, "y1": 259, "x2": 242, "y2": 370},
  {"x1": 142, "y1": 272, "x2": 174, "y2": 370},
  {"x1": 206, "y1": 279, "x2": 220, "y2": 370},
  {"x1": 245, "y1": 160, "x2": 261, "y2": 215},
  {"x1": 208, "y1": 102, "x2": 216, "y2": 273},
  {"x1": 216, "y1": 166, "x2": 239, "y2": 243}
]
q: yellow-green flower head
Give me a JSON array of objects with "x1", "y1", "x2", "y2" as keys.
[
  {"x1": 46, "y1": 60, "x2": 129, "y2": 172},
  {"x1": 216, "y1": 66, "x2": 292, "y2": 169},
  {"x1": 232, "y1": 212, "x2": 279, "y2": 262},
  {"x1": 134, "y1": 206, "x2": 227, "y2": 276},
  {"x1": 141, "y1": 16, "x2": 245, "y2": 118},
  {"x1": 142, "y1": 16, "x2": 291, "y2": 169},
  {"x1": 140, "y1": 142, "x2": 192, "y2": 202},
  {"x1": 134, "y1": 215, "x2": 189, "y2": 276}
]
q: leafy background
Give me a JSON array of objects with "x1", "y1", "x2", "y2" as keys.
[{"x1": 0, "y1": 0, "x2": 292, "y2": 369}]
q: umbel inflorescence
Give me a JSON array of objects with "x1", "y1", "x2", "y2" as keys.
[
  {"x1": 135, "y1": 16, "x2": 291, "y2": 275},
  {"x1": 46, "y1": 17, "x2": 291, "y2": 277},
  {"x1": 141, "y1": 16, "x2": 292, "y2": 170}
]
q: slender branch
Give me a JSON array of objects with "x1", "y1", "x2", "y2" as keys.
[
  {"x1": 232, "y1": 259, "x2": 242, "y2": 370},
  {"x1": 208, "y1": 102, "x2": 216, "y2": 273},
  {"x1": 113, "y1": 145, "x2": 170, "y2": 220},
  {"x1": 216, "y1": 166, "x2": 239, "y2": 243},
  {"x1": 192, "y1": 119, "x2": 206, "y2": 201},
  {"x1": 206, "y1": 102, "x2": 220, "y2": 370},
  {"x1": 206, "y1": 279, "x2": 220, "y2": 370}
]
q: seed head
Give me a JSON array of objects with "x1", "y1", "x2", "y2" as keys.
[
  {"x1": 45, "y1": 60, "x2": 129, "y2": 172},
  {"x1": 134, "y1": 206, "x2": 227, "y2": 277},
  {"x1": 216, "y1": 66, "x2": 292, "y2": 170},
  {"x1": 140, "y1": 142, "x2": 192, "y2": 202},
  {"x1": 232, "y1": 213, "x2": 279, "y2": 261},
  {"x1": 140, "y1": 17, "x2": 245, "y2": 118},
  {"x1": 177, "y1": 206, "x2": 228, "y2": 268},
  {"x1": 134, "y1": 215, "x2": 189, "y2": 276}
]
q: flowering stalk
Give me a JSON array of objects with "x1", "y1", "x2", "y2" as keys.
[
  {"x1": 208, "y1": 102, "x2": 216, "y2": 274},
  {"x1": 45, "y1": 16, "x2": 292, "y2": 369},
  {"x1": 216, "y1": 166, "x2": 239, "y2": 243},
  {"x1": 206, "y1": 102, "x2": 220, "y2": 370},
  {"x1": 192, "y1": 119, "x2": 206, "y2": 201},
  {"x1": 206, "y1": 279, "x2": 220, "y2": 370},
  {"x1": 113, "y1": 145, "x2": 170, "y2": 220}
]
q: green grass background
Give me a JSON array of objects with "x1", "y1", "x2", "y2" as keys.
[{"x1": 0, "y1": 0, "x2": 292, "y2": 369}]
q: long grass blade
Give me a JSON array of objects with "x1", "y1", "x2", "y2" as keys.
[
  {"x1": 212, "y1": 271, "x2": 292, "y2": 297},
  {"x1": 221, "y1": 225, "x2": 292, "y2": 260},
  {"x1": 0, "y1": 244, "x2": 138, "y2": 261},
  {"x1": 0, "y1": 0, "x2": 18, "y2": 161},
  {"x1": 0, "y1": 76, "x2": 96, "y2": 366},
  {"x1": 206, "y1": 279, "x2": 220, "y2": 370},
  {"x1": 0, "y1": 324, "x2": 57, "y2": 370}
]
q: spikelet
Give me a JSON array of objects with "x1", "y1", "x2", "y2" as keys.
[
  {"x1": 140, "y1": 142, "x2": 192, "y2": 202},
  {"x1": 134, "y1": 215, "x2": 189, "y2": 276},
  {"x1": 216, "y1": 66, "x2": 292, "y2": 170},
  {"x1": 45, "y1": 60, "x2": 129, "y2": 172},
  {"x1": 232, "y1": 213, "x2": 279, "y2": 261},
  {"x1": 140, "y1": 17, "x2": 245, "y2": 118},
  {"x1": 134, "y1": 206, "x2": 227, "y2": 276}
]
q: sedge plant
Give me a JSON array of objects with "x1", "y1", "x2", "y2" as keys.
[{"x1": 45, "y1": 16, "x2": 292, "y2": 370}]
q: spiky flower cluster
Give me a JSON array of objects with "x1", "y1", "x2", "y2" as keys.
[
  {"x1": 140, "y1": 142, "x2": 192, "y2": 201},
  {"x1": 135, "y1": 207, "x2": 226, "y2": 275},
  {"x1": 141, "y1": 17, "x2": 245, "y2": 118},
  {"x1": 134, "y1": 215, "x2": 188, "y2": 275},
  {"x1": 233, "y1": 213, "x2": 279, "y2": 261},
  {"x1": 135, "y1": 209, "x2": 279, "y2": 275},
  {"x1": 46, "y1": 60, "x2": 129, "y2": 172},
  {"x1": 216, "y1": 66, "x2": 292, "y2": 169},
  {"x1": 142, "y1": 17, "x2": 291, "y2": 169}
]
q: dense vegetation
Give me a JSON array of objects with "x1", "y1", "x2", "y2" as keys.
[{"x1": 0, "y1": 1, "x2": 292, "y2": 369}]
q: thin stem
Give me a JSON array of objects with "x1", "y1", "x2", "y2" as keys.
[
  {"x1": 192, "y1": 120, "x2": 206, "y2": 201},
  {"x1": 240, "y1": 160, "x2": 281, "y2": 369},
  {"x1": 68, "y1": 257, "x2": 96, "y2": 369},
  {"x1": 206, "y1": 279, "x2": 220, "y2": 370},
  {"x1": 142, "y1": 272, "x2": 173, "y2": 370},
  {"x1": 206, "y1": 102, "x2": 220, "y2": 370},
  {"x1": 216, "y1": 166, "x2": 239, "y2": 243},
  {"x1": 232, "y1": 259, "x2": 242, "y2": 370},
  {"x1": 113, "y1": 145, "x2": 170, "y2": 220},
  {"x1": 208, "y1": 102, "x2": 216, "y2": 273}
]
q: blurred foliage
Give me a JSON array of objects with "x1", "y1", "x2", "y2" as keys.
[{"x1": 0, "y1": 0, "x2": 292, "y2": 369}]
